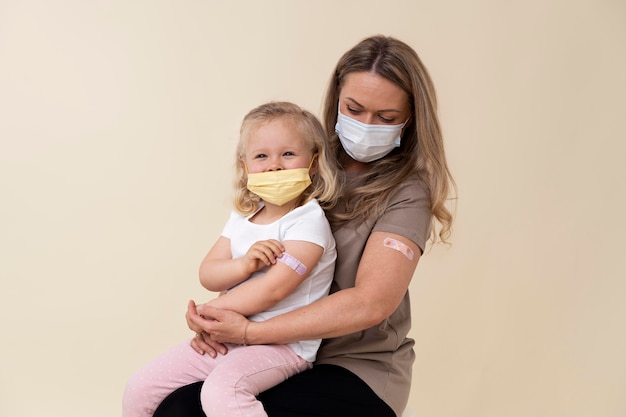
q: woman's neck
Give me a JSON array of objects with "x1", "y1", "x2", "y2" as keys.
[
  {"x1": 340, "y1": 152, "x2": 369, "y2": 173},
  {"x1": 343, "y1": 159, "x2": 369, "y2": 173}
]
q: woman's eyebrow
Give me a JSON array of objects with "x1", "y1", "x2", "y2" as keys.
[
  {"x1": 344, "y1": 97, "x2": 402, "y2": 113},
  {"x1": 345, "y1": 97, "x2": 363, "y2": 108}
]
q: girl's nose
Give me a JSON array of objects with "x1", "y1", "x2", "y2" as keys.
[{"x1": 267, "y1": 162, "x2": 283, "y2": 171}]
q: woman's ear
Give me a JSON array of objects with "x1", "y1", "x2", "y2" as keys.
[{"x1": 401, "y1": 115, "x2": 414, "y2": 138}]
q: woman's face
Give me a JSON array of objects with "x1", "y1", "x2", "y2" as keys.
[{"x1": 338, "y1": 71, "x2": 411, "y2": 126}]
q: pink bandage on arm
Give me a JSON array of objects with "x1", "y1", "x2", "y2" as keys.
[
  {"x1": 383, "y1": 237, "x2": 415, "y2": 260},
  {"x1": 277, "y1": 253, "x2": 307, "y2": 276}
]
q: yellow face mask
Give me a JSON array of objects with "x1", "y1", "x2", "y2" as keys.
[{"x1": 246, "y1": 156, "x2": 315, "y2": 206}]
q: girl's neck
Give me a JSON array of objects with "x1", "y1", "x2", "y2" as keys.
[{"x1": 250, "y1": 200, "x2": 298, "y2": 224}]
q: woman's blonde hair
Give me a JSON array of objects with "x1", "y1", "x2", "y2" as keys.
[
  {"x1": 322, "y1": 35, "x2": 456, "y2": 243},
  {"x1": 234, "y1": 101, "x2": 340, "y2": 215}
]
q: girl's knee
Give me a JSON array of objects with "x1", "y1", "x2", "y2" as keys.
[
  {"x1": 201, "y1": 373, "x2": 259, "y2": 417},
  {"x1": 122, "y1": 370, "x2": 161, "y2": 417}
]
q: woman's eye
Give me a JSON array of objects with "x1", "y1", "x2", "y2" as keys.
[
  {"x1": 347, "y1": 106, "x2": 361, "y2": 114},
  {"x1": 379, "y1": 116, "x2": 394, "y2": 123}
]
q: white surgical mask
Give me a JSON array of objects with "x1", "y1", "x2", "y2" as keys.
[{"x1": 335, "y1": 109, "x2": 406, "y2": 163}]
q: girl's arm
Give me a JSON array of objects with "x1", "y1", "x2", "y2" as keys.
[
  {"x1": 192, "y1": 231, "x2": 420, "y2": 346},
  {"x1": 199, "y1": 236, "x2": 285, "y2": 292},
  {"x1": 203, "y1": 239, "x2": 323, "y2": 317}
]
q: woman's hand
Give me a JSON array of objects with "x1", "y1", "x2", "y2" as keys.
[
  {"x1": 186, "y1": 300, "x2": 228, "y2": 357},
  {"x1": 190, "y1": 303, "x2": 251, "y2": 345},
  {"x1": 185, "y1": 300, "x2": 205, "y2": 334}
]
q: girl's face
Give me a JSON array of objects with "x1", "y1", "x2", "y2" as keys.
[
  {"x1": 244, "y1": 119, "x2": 313, "y2": 174},
  {"x1": 338, "y1": 71, "x2": 411, "y2": 126}
]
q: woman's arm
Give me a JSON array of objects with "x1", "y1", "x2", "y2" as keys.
[
  {"x1": 193, "y1": 231, "x2": 420, "y2": 345},
  {"x1": 203, "y1": 240, "x2": 323, "y2": 317}
]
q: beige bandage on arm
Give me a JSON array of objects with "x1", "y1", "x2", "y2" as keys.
[{"x1": 383, "y1": 237, "x2": 415, "y2": 260}]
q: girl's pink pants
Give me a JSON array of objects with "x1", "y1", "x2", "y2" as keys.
[{"x1": 122, "y1": 340, "x2": 311, "y2": 417}]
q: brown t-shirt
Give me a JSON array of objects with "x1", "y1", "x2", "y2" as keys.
[{"x1": 316, "y1": 174, "x2": 431, "y2": 416}]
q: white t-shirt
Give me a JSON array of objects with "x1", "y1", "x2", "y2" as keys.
[{"x1": 221, "y1": 199, "x2": 336, "y2": 362}]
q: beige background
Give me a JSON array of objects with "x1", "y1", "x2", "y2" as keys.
[{"x1": 1, "y1": 1, "x2": 625, "y2": 416}]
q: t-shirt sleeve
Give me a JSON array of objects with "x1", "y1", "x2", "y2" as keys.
[
  {"x1": 220, "y1": 210, "x2": 240, "y2": 239},
  {"x1": 372, "y1": 178, "x2": 432, "y2": 253},
  {"x1": 282, "y1": 201, "x2": 334, "y2": 250}
]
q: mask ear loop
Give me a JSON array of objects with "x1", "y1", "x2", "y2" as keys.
[
  {"x1": 307, "y1": 153, "x2": 318, "y2": 177},
  {"x1": 242, "y1": 161, "x2": 254, "y2": 194}
]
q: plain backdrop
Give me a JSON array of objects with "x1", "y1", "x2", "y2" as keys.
[{"x1": 1, "y1": 1, "x2": 625, "y2": 416}]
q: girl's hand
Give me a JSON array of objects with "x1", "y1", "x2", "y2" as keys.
[
  {"x1": 186, "y1": 300, "x2": 228, "y2": 357},
  {"x1": 242, "y1": 239, "x2": 285, "y2": 274}
]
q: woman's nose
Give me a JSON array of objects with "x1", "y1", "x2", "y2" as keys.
[
  {"x1": 355, "y1": 113, "x2": 375, "y2": 125},
  {"x1": 363, "y1": 113, "x2": 377, "y2": 125}
]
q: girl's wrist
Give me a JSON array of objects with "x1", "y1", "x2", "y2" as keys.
[{"x1": 238, "y1": 257, "x2": 255, "y2": 279}]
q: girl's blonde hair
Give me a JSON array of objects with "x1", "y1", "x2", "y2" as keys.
[
  {"x1": 322, "y1": 35, "x2": 457, "y2": 243},
  {"x1": 234, "y1": 101, "x2": 340, "y2": 215}
]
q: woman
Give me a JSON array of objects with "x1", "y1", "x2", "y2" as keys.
[{"x1": 154, "y1": 34, "x2": 455, "y2": 417}]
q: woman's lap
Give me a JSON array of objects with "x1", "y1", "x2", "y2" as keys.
[
  {"x1": 152, "y1": 380, "x2": 204, "y2": 417},
  {"x1": 153, "y1": 364, "x2": 395, "y2": 417}
]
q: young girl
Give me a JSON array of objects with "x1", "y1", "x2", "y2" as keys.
[{"x1": 122, "y1": 101, "x2": 339, "y2": 417}]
